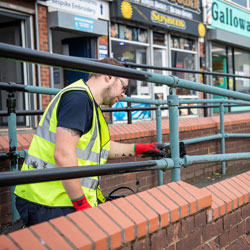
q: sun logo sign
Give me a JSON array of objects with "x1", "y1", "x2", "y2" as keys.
[{"x1": 121, "y1": 1, "x2": 133, "y2": 19}]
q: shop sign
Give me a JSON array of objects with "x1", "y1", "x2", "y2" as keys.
[
  {"x1": 125, "y1": 0, "x2": 202, "y2": 21},
  {"x1": 74, "y1": 15, "x2": 94, "y2": 32},
  {"x1": 99, "y1": 44, "x2": 108, "y2": 59},
  {"x1": 38, "y1": 0, "x2": 109, "y2": 20},
  {"x1": 111, "y1": 0, "x2": 205, "y2": 37},
  {"x1": 209, "y1": 0, "x2": 250, "y2": 38}
]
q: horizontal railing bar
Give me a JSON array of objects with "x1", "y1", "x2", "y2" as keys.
[
  {"x1": 0, "y1": 104, "x2": 249, "y2": 117},
  {"x1": 184, "y1": 152, "x2": 250, "y2": 166},
  {"x1": 0, "y1": 159, "x2": 173, "y2": 187},
  {"x1": 147, "y1": 74, "x2": 250, "y2": 102},
  {"x1": 0, "y1": 43, "x2": 149, "y2": 80},
  {"x1": 1, "y1": 44, "x2": 250, "y2": 101},
  {"x1": 124, "y1": 62, "x2": 250, "y2": 79}
]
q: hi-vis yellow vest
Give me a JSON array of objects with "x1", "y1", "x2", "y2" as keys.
[{"x1": 14, "y1": 80, "x2": 110, "y2": 207}]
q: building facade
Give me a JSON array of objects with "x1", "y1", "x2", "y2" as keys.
[{"x1": 205, "y1": 0, "x2": 250, "y2": 112}]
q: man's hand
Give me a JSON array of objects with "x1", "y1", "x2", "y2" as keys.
[
  {"x1": 71, "y1": 195, "x2": 92, "y2": 211},
  {"x1": 134, "y1": 142, "x2": 165, "y2": 157}
]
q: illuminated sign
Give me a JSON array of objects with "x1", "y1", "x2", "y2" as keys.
[{"x1": 209, "y1": 0, "x2": 250, "y2": 38}]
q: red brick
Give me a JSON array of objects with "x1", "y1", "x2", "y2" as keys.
[
  {"x1": 0, "y1": 235, "x2": 19, "y2": 250},
  {"x1": 133, "y1": 236, "x2": 150, "y2": 250},
  {"x1": 181, "y1": 215, "x2": 195, "y2": 236},
  {"x1": 176, "y1": 230, "x2": 202, "y2": 250},
  {"x1": 202, "y1": 218, "x2": 223, "y2": 242},
  {"x1": 85, "y1": 206, "x2": 122, "y2": 249},
  {"x1": 158, "y1": 185, "x2": 189, "y2": 218},
  {"x1": 31, "y1": 222, "x2": 72, "y2": 250},
  {"x1": 151, "y1": 229, "x2": 167, "y2": 250},
  {"x1": 166, "y1": 222, "x2": 181, "y2": 244},
  {"x1": 224, "y1": 178, "x2": 249, "y2": 204},
  {"x1": 137, "y1": 190, "x2": 169, "y2": 228},
  {"x1": 112, "y1": 198, "x2": 147, "y2": 238},
  {"x1": 213, "y1": 182, "x2": 238, "y2": 209},
  {"x1": 98, "y1": 201, "x2": 135, "y2": 243},
  {"x1": 181, "y1": 182, "x2": 212, "y2": 210},
  {"x1": 242, "y1": 203, "x2": 250, "y2": 219},
  {"x1": 9, "y1": 227, "x2": 46, "y2": 250},
  {"x1": 50, "y1": 216, "x2": 92, "y2": 250},
  {"x1": 68, "y1": 211, "x2": 108, "y2": 250},
  {"x1": 223, "y1": 209, "x2": 242, "y2": 230},
  {"x1": 147, "y1": 187, "x2": 179, "y2": 223},
  {"x1": 125, "y1": 194, "x2": 159, "y2": 233},
  {"x1": 206, "y1": 185, "x2": 232, "y2": 213},
  {"x1": 168, "y1": 181, "x2": 197, "y2": 214}
]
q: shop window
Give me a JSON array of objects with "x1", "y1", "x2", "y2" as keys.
[
  {"x1": 171, "y1": 36, "x2": 195, "y2": 51},
  {"x1": 111, "y1": 40, "x2": 148, "y2": 95},
  {"x1": 111, "y1": 23, "x2": 148, "y2": 43},
  {"x1": 153, "y1": 32, "x2": 165, "y2": 46},
  {"x1": 231, "y1": 0, "x2": 247, "y2": 7},
  {"x1": 170, "y1": 36, "x2": 196, "y2": 96},
  {"x1": 171, "y1": 51, "x2": 196, "y2": 95},
  {"x1": 234, "y1": 49, "x2": 250, "y2": 94}
]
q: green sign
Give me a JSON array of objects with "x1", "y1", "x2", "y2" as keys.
[{"x1": 211, "y1": 0, "x2": 250, "y2": 38}]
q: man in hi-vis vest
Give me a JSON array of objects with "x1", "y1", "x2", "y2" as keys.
[{"x1": 14, "y1": 58, "x2": 165, "y2": 226}]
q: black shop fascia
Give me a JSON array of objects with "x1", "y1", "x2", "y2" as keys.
[{"x1": 110, "y1": 0, "x2": 205, "y2": 38}]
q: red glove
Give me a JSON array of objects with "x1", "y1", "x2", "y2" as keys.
[
  {"x1": 134, "y1": 142, "x2": 165, "y2": 157},
  {"x1": 71, "y1": 195, "x2": 92, "y2": 211}
]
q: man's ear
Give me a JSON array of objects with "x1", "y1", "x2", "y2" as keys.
[{"x1": 105, "y1": 75, "x2": 112, "y2": 82}]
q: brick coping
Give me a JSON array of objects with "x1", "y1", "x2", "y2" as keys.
[
  {"x1": 1, "y1": 113, "x2": 250, "y2": 152},
  {"x1": 0, "y1": 171, "x2": 249, "y2": 249}
]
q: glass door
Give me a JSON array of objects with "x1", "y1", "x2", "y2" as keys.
[{"x1": 0, "y1": 18, "x2": 25, "y2": 126}]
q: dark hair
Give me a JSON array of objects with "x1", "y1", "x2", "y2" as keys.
[{"x1": 89, "y1": 57, "x2": 124, "y2": 78}]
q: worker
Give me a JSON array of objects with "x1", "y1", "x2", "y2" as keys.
[{"x1": 14, "y1": 57, "x2": 165, "y2": 227}]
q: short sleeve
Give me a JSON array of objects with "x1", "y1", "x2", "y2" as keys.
[{"x1": 57, "y1": 91, "x2": 93, "y2": 135}]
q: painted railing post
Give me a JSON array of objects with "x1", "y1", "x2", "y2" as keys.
[
  {"x1": 220, "y1": 103, "x2": 226, "y2": 174},
  {"x1": 167, "y1": 88, "x2": 180, "y2": 182},
  {"x1": 156, "y1": 105, "x2": 163, "y2": 185},
  {"x1": 7, "y1": 91, "x2": 20, "y2": 223}
]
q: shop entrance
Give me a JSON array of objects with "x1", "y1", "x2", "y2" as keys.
[
  {"x1": 0, "y1": 13, "x2": 28, "y2": 126},
  {"x1": 212, "y1": 56, "x2": 228, "y2": 112}
]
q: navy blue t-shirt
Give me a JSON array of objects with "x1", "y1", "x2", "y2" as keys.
[{"x1": 57, "y1": 91, "x2": 98, "y2": 135}]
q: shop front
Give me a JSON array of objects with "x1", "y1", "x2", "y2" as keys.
[
  {"x1": 38, "y1": 0, "x2": 110, "y2": 89},
  {"x1": 110, "y1": 0, "x2": 206, "y2": 120},
  {"x1": 206, "y1": 0, "x2": 250, "y2": 112},
  {"x1": 0, "y1": 1, "x2": 35, "y2": 127}
]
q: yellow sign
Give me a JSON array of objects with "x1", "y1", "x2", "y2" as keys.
[
  {"x1": 151, "y1": 11, "x2": 185, "y2": 29},
  {"x1": 121, "y1": 1, "x2": 133, "y2": 19},
  {"x1": 198, "y1": 23, "x2": 206, "y2": 37}
]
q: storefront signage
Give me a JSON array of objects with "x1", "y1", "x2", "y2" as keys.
[
  {"x1": 209, "y1": 0, "x2": 250, "y2": 38},
  {"x1": 111, "y1": 0, "x2": 205, "y2": 37},
  {"x1": 128, "y1": 0, "x2": 202, "y2": 21},
  {"x1": 74, "y1": 15, "x2": 93, "y2": 32},
  {"x1": 38, "y1": 0, "x2": 109, "y2": 20}
]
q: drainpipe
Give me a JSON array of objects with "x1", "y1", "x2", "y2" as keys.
[{"x1": 35, "y1": 2, "x2": 42, "y2": 112}]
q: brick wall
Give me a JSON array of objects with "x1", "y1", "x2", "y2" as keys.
[
  {"x1": 38, "y1": 4, "x2": 51, "y2": 109},
  {"x1": 0, "y1": 171, "x2": 249, "y2": 249},
  {"x1": 1, "y1": 113, "x2": 250, "y2": 226}
]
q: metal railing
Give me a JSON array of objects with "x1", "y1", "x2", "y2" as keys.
[{"x1": 0, "y1": 43, "x2": 250, "y2": 223}]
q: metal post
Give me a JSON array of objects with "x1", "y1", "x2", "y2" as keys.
[
  {"x1": 220, "y1": 103, "x2": 226, "y2": 174},
  {"x1": 167, "y1": 88, "x2": 180, "y2": 181},
  {"x1": 156, "y1": 105, "x2": 163, "y2": 185},
  {"x1": 7, "y1": 91, "x2": 20, "y2": 223}
]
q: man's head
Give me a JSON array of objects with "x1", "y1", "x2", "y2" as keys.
[
  {"x1": 87, "y1": 57, "x2": 129, "y2": 107},
  {"x1": 89, "y1": 57, "x2": 124, "y2": 79}
]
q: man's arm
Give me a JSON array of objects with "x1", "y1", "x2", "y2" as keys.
[
  {"x1": 108, "y1": 140, "x2": 135, "y2": 159},
  {"x1": 54, "y1": 126, "x2": 83, "y2": 200},
  {"x1": 108, "y1": 140, "x2": 167, "y2": 159}
]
